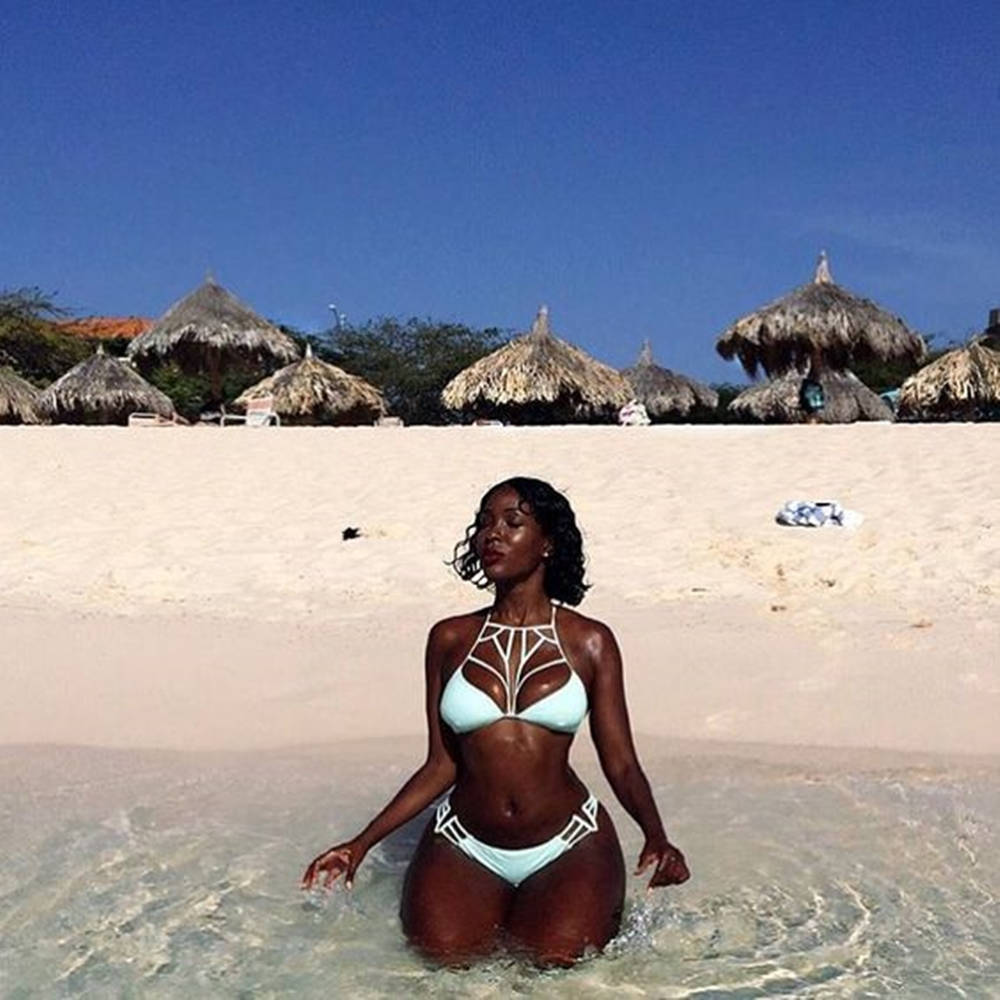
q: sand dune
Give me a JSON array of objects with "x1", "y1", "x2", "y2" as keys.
[{"x1": 1, "y1": 424, "x2": 997, "y2": 753}]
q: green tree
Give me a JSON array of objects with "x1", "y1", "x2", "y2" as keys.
[
  {"x1": 314, "y1": 318, "x2": 505, "y2": 424},
  {"x1": 143, "y1": 362, "x2": 263, "y2": 422},
  {"x1": 850, "y1": 333, "x2": 960, "y2": 394},
  {"x1": 706, "y1": 382, "x2": 744, "y2": 421},
  {"x1": 99, "y1": 336, "x2": 133, "y2": 358},
  {"x1": 0, "y1": 287, "x2": 67, "y2": 326},
  {"x1": 0, "y1": 287, "x2": 90, "y2": 385}
]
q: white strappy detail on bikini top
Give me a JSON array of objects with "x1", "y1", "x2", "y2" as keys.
[{"x1": 439, "y1": 605, "x2": 588, "y2": 735}]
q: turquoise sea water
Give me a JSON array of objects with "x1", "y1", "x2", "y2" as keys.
[{"x1": 1, "y1": 742, "x2": 998, "y2": 999}]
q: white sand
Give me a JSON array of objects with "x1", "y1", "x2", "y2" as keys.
[{"x1": 1, "y1": 424, "x2": 997, "y2": 754}]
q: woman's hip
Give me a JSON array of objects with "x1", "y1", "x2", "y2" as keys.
[{"x1": 431, "y1": 789, "x2": 613, "y2": 887}]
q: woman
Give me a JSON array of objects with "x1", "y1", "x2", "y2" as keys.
[{"x1": 302, "y1": 477, "x2": 689, "y2": 965}]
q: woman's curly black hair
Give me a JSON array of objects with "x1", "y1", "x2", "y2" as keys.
[{"x1": 450, "y1": 477, "x2": 590, "y2": 605}]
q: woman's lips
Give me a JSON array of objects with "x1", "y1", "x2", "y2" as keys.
[{"x1": 481, "y1": 549, "x2": 504, "y2": 566}]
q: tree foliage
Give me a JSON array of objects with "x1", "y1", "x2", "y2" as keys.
[
  {"x1": 708, "y1": 383, "x2": 744, "y2": 415},
  {"x1": 0, "y1": 287, "x2": 90, "y2": 385},
  {"x1": 312, "y1": 318, "x2": 505, "y2": 424},
  {"x1": 850, "y1": 333, "x2": 958, "y2": 394},
  {"x1": 0, "y1": 287, "x2": 67, "y2": 326},
  {"x1": 143, "y1": 363, "x2": 263, "y2": 421}
]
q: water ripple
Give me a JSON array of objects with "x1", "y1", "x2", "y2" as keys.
[{"x1": 1, "y1": 747, "x2": 998, "y2": 998}]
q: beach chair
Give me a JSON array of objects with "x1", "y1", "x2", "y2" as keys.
[
  {"x1": 617, "y1": 400, "x2": 650, "y2": 426},
  {"x1": 220, "y1": 396, "x2": 280, "y2": 427},
  {"x1": 128, "y1": 412, "x2": 188, "y2": 427}
]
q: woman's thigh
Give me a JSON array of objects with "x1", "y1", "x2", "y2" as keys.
[
  {"x1": 504, "y1": 807, "x2": 626, "y2": 965},
  {"x1": 400, "y1": 822, "x2": 513, "y2": 964}
]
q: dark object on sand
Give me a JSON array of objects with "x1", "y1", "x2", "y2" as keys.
[{"x1": 342, "y1": 527, "x2": 361, "y2": 540}]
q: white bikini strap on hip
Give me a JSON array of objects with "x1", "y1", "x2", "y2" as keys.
[
  {"x1": 558, "y1": 794, "x2": 599, "y2": 848},
  {"x1": 435, "y1": 792, "x2": 598, "y2": 850},
  {"x1": 434, "y1": 796, "x2": 467, "y2": 848}
]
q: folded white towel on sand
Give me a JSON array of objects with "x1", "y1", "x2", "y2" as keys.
[{"x1": 776, "y1": 500, "x2": 864, "y2": 528}]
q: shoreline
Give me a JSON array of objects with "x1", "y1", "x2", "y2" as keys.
[{"x1": 4, "y1": 735, "x2": 1000, "y2": 770}]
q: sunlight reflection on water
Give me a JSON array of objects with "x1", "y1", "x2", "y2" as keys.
[{"x1": 1, "y1": 743, "x2": 998, "y2": 998}]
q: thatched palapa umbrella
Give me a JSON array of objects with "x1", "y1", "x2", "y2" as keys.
[
  {"x1": 717, "y1": 252, "x2": 925, "y2": 378},
  {"x1": 621, "y1": 340, "x2": 718, "y2": 421},
  {"x1": 128, "y1": 278, "x2": 300, "y2": 402},
  {"x1": 728, "y1": 369, "x2": 892, "y2": 424},
  {"x1": 36, "y1": 346, "x2": 175, "y2": 425},
  {"x1": 0, "y1": 367, "x2": 41, "y2": 424},
  {"x1": 441, "y1": 306, "x2": 631, "y2": 424},
  {"x1": 234, "y1": 345, "x2": 386, "y2": 425},
  {"x1": 897, "y1": 310, "x2": 1000, "y2": 420}
]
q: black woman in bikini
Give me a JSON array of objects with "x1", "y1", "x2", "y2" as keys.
[{"x1": 302, "y1": 477, "x2": 689, "y2": 965}]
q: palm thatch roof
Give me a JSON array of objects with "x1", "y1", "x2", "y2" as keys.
[
  {"x1": 728, "y1": 369, "x2": 892, "y2": 424},
  {"x1": 441, "y1": 306, "x2": 631, "y2": 423},
  {"x1": 0, "y1": 366, "x2": 41, "y2": 424},
  {"x1": 127, "y1": 278, "x2": 300, "y2": 399},
  {"x1": 36, "y1": 346, "x2": 175, "y2": 425},
  {"x1": 897, "y1": 320, "x2": 1000, "y2": 420},
  {"x1": 621, "y1": 340, "x2": 718, "y2": 421},
  {"x1": 234, "y1": 345, "x2": 387, "y2": 425},
  {"x1": 716, "y1": 252, "x2": 925, "y2": 378}
]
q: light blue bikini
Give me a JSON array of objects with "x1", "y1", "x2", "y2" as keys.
[{"x1": 436, "y1": 605, "x2": 599, "y2": 886}]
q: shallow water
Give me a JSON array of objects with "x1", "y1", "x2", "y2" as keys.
[{"x1": 1, "y1": 742, "x2": 998, "y2": 999}]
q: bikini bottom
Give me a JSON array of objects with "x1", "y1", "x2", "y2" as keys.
[{"x1": 433, "y1": 792, "x2": 600, "y2": 887}]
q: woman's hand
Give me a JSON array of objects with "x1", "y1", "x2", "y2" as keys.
[
  {"x1": 301, "y1": 839, "x2": 367, "y2": 892},
  {"x1": 635, "y1": 836, "x2": 690, "y2": 889}
]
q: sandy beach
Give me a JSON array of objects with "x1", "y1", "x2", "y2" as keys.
[{"x1": 1, "y1": 423, "x2": 997, "y2": 755}]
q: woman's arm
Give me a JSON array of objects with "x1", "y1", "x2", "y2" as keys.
[
  {"x1": 586, "y1": 621, "x2": 690, "y2": 889},
  {"x1": 302, "y1": 620, "x2": 459, "y2": 890}
]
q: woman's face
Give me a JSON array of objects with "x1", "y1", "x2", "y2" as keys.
[{"x1": 474, "y1": 486, "x2": 549, "y2": 584}]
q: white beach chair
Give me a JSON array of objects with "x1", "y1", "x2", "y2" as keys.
[
  {"x1": 128, "y1": 412, "x2": 187, "y2": 427},
  {"x1": 617, "y1": 400, "x2": 650, "y2": 426},
  {"x1": 221, "y1": 396, "x2": 280, "y2": 427}
]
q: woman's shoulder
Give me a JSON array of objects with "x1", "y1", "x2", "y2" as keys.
[
  {"x1": 555, "y1": 605, "x2": 619, "y2": 661},
  {"x1": 426, "y1": 608, "x2": 490, "y2": 652}
]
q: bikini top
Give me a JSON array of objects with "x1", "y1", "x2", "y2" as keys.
[{"x1": 439, "y1": 605, "x2": 588, "y2": 735}]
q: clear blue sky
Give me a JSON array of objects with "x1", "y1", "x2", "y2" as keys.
[{"x1": 3, "y1": 0, "x2": 998, "y2": 382}]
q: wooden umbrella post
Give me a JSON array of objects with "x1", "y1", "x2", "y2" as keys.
[{"x1": 208, "y1": 351, "x2": 222, "y2": 406}]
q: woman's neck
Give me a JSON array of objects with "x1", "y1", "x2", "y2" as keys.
[{"x1": 491, "y1": 578, "x2": 550, "y2": 626}]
